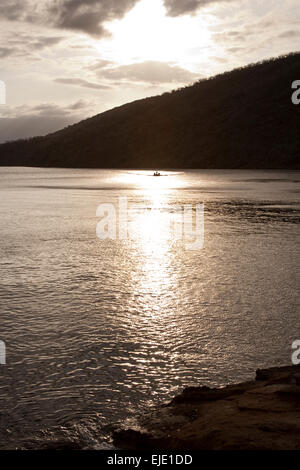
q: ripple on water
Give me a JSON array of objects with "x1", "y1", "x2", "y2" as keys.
[{"x1": 0, "y1": 168, "x2": 299, "y2": 448}]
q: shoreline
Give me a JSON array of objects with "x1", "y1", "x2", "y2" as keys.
[
  {"x1": 112, "y1": 365, "x2": 300, "y2": 450},
  {"x1": 2, "y1": 365, "x2": 299, "y2": 450}
]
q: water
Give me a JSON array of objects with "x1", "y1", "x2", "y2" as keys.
[{"x1": 0, "y1": 167, "x2": 299, "y2": 448}]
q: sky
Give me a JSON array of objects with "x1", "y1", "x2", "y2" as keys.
[{"x1": 0, "y1": 0, "x2": 300, "y2": 142}]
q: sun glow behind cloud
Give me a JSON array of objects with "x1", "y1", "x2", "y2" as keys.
[{"x1": 96, "y1": 0, "x2": 212, "y2": 68}]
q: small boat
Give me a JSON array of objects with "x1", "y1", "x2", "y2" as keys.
[{"x1": 153, "y1": 171, "x2": 161, "y2": 176}]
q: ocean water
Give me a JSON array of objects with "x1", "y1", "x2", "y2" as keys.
[{"x1": 0, "y1": 167, "x2": 299, "y2": 448}]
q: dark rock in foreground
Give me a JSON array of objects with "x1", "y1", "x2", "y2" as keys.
[{"x1": 113, "y1": 365, "x2": 300, "y2": 450}]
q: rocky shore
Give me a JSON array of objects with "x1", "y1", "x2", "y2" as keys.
[{"x1": 113, "y1": 365, "x2": 300, "y2": 450}]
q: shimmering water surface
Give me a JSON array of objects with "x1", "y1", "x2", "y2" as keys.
[{"x1": 0, "y1": 168, "x2": 299, "y2": 448}]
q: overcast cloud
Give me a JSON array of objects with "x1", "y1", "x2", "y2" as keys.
[
  {"x1": 0, "y1": 0, "x2": 235, "y2": 37},
  {"x1": 93, "y1": 61, "x2": 199, "y2": 84},
  {"x1": 164, "y1": 0, "x2": 233, "y2": 17},
  {"x1": 0, "y1": 100, "x2": 93, "y2": 142}
]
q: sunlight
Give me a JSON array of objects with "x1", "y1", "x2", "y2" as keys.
[
  {"x1": 123, "y1": 173, "x2": 184, "y2": 254},
  {"x1": 132, "y1": 203, "x2": 170, "y2": 247},
  {"x1": 115, "y1": 170, "x2": 184, "y2": 191},
  {"x1": 129, "y1": 195, "x2": 177, "y2": 317},
  {"x1": 110, "y1": 170, "x2": 184, "y2": 316},
  {"x1": 97, "y1": 0, "x2": 212, "y2": 66}
]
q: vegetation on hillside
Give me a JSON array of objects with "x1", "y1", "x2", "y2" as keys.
[{"x1": 1, "y1": 52, "x2": 300, "y2": 169}]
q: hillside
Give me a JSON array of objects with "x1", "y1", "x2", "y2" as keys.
[{"x1": 1, "y1": 53, "x2": 300, "y2": 169}]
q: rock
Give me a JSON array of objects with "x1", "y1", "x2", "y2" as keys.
[{"x1": 113, "y1": 365, "x2": 300, "y2": 450}]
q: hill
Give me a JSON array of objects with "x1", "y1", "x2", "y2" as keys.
[{"x1": 1, "y1": 53, "x2": 300, "y2": 169}]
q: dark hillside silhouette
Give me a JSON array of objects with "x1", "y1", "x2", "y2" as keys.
[{"x1": 1, "y1": 52, "x2": 300, "y2": 169}]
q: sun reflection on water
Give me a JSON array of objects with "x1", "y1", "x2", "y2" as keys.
[{"x1": 116, "y1": 171, "x2": 183, "y2": 320}]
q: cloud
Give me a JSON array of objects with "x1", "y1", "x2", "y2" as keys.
[
  {"x1": 163, "y1": 0, "x2": 234, "y2": 16},
  {"x1": 0, "y1": 0, "x2": 27, "y2": 21},
  {"x1": 0, "y1": 47, "x2": 14, "y2": 58},
  {"x1": 88, "y1": 59, "x2": 114, "y2": 69},
  {"x1": 227, "y1": 46, "x2": 244, "y2": 53},
  {"x1": 30, "y1": 36, "x2": 63, "y2": 49},
  {"x1": 0, "y1": 0, "x2": 139, "y2": 37},
  {"x1": 94, "y1": 61, "x2": 198, "y2": 84},
  {"x1": 0, "y1": 0, "x2": 237, "y2": 38},
  {"x1": 278, "y1": 29, "x2": 300, "y2": 38},
  {"x1": 1, "y1": 100, "x2": 91, "y2": 118},
  {"x1": 0, "y1": 100, "x2": 93, "y2": 143},
  {"x1": 0, "y1": 32, "x2": 65, "y2": 59},
  {"x1": 213, "y1": 30, "x2": 248, "y2": 43},
  {"x1": 67, "y1": 99, "x2": 92, "y2": 110},
  {"x1": 54, "y1": 78, "x2": 111, "y2": 90},
  {"x1": 52, "y1": 0, "x2": 149, "y2": 37},
  {"x1": 210, "y1": 56, "x2": 228, "y2": 63},
  {"x1": 0, "y1": 115, "x2": 77, "y2": 142}
]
